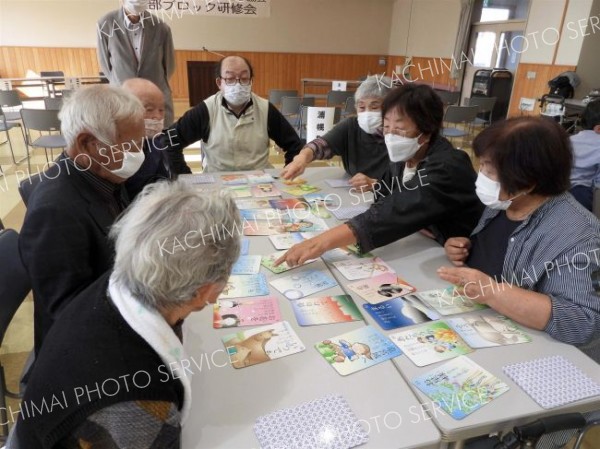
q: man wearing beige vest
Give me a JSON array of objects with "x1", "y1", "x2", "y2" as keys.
[{"x1": 166, "y1": 56, "x2": 304, "y2": 173}]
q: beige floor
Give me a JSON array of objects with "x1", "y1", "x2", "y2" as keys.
[{"x1": 0, "y1": 101, "x2": 598, "y2": 447}]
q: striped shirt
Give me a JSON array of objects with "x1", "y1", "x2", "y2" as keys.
[{"x1": 472, "y1": 193, "x2": 600, "y2": 361}]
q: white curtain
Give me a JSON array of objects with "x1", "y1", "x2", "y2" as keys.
[{"x1": 451, "y1": 0, "x2": 475, "y2": 80}]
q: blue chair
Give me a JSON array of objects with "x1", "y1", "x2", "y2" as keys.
[{"x1": 442, "y1": 105, "x2": 479, "y2": 148}]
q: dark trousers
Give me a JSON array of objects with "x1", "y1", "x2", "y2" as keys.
[{"x1": 570, "y1": 185, "x2": 593, "y2": 211}]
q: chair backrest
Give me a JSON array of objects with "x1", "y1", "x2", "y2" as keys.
[
  {"x1": 465, "y1": 96, "x2": 497, "y2": 113},
  {"x1": 326, "y1": 90, "x2": 354, "y2": 107},
  {"x1": 43, "y1": 97, "x2": 63, "y2": 111},
  {"x1": 435, "y1": 89, "x2": 460, "y2": 106},
  {"x1": 344, "y1": 97, "x2": 357, "y2": 115},
  {"x1": 301, "y1": 96, "x2": 315, "y2": 107},
  {"x1": 0, "y1": 229, "x2": 31, "y2": 346},
  {"x1": 444, "y1": 105, "x2": 479, "y2": 124},
  {"x1": 268, "y1": 89, "x2": 298, "y2": 107},
  {"x1": 281, "y1": 96, "x2": 303, "y2": 116},
  {"x1": 0, "y1": 90, "x2": 22, "y2": 108},
  {"x1": 20, "y1": 108, "x2": 62, "y2": 132}
]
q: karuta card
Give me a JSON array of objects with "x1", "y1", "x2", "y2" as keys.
[
  {"x1": 412, "y1": 287, "x2": 487, "y2": 315},
  {"x1": 268, "y1": 198, "x2": 308, "y2": 211},
  {"x1": 243, "y1": 219, "x2": 288, "y2": 236},
  {"x1": 270, "y1": 269, "x2": 338, "y2": 300},
  {"x1": 239, "y1": 208, "x2": 289, "y2": 221},
  {"x1": 246, "y1": 173, "x2": 275, "y2": 184},
  {"x1": 315, "y1": 326, "x2": 402, "y2": 376},
  {"x1": 347, "y1": 272, "x2": 416, "y2": 304},
  {"x1": 250, "y1": 183, "x2": 282, "y2": 198},
  {"x1": 261, "y1": 250, "x2": 317, "y2": 274},
  {"x1": 281, "y1": 177, "x2": 307, "y2": 186},
  {"x1": 240, "y1": 238, "x2": 250, "y2": 256},
  {"x1": 234, "y1": 198, "x2": 272, "y2": 210},
  {"x1": 222, "y1": 321, "x2": 305, "y2": 369},
  {"x1": 219, "y1": 274, "x2": 270, "y2": 299},
  {"x1": 213, "y1": 296, "x2": 281, "y2": 328},
  {"x1": 228, "y1": 185, "x2": 252, "y2": 198},
  {"x1": 446, "y1": 311, "x2": 531, "y2": 348},
  {"x1": 180, "y1": 174, "x2": 215, "y2": 184},
  {"x1": 413, "y1": 356, "x2": 509, "y2": 419},
  {"x1": 282, "y1": 184, "x2": 321, "y2": 196},
  {"x1": 363, "y1": 298, "x2": 432, "y2": 331},
  {"x1": 221, "y1": 174, "x2": 248, "y2": 185},
  {"x1": 389, "y1": 321, "x2": 472, "y2": 367},
  {"x1": 268, "y1": 233, "x2": 304, "y2": 250},
  {"x1": 333, "y1": 257, "x2": 395, "y2": 281},
  {"x1": 231, "y1": 255, "x2": 262, "y2": 275},
  {"x1": 303, "y1": 193, "x2": 337, "y2": 207},
  {"x1": 291, "y1": 295, "x2": 363, "y2": 326}
]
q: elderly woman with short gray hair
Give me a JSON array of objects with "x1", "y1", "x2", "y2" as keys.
[
  {"x1": 281, "y1": 75, "x2": 393, "y2": 188},
  {"x1": 12, "y1": 181, "x2": 240, "y2": 449}
]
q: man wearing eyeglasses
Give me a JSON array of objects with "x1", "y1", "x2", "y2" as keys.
[{"x1": 165, "y1": 55, "x2": 305, "y2": 173}]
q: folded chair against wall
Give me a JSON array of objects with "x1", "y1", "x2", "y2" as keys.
[
  {"x1": 465, "y1": 96, "x2": 497, "y2": 128},
  {"x1": 442, "y1": 105, "x2": 479, "y2": 148},
  {"x1": 326, "y1": 90, "x2": 354, "y2": 108},
  {"x1": 20, "y1": 108, "x2": 67, "y2": 172},
  {"x1": 0, "y1": 106, "x2": 19, "y2": 166},
  {"x1": 268, "y1": 89, "x2": 298, "y2": 109}
]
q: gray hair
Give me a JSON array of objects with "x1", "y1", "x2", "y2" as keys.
[
  {"x1": 59, "y1": 85, "x2": 144, "y2": 148},
  {"x1": 110, "y1": 180, "x2": 241, "y2": 310},
  {"x1": 355, "y1": 75, "x2": 393, "y2": 103}
]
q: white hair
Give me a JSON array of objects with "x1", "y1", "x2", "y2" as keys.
[
  {"x1": 355, "y1": 75, "x2": 393, "y2": 103},
  {"x1": 59, "y1": 85, "x2": 144, "y2": 147},
  {"x1": 110, "y1": 180, "x2": 241, "y2": 310}
]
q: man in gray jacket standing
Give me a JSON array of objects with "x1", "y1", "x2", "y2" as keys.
[{"x1": 97, "y1": 0, "x2": 176, "y2": 125}]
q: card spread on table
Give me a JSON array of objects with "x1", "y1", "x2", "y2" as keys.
[
  {"x1": 389, "y1": 322, "x2": 473, "y2": 367},
  {"x1": 291, "y1": 295, "x2": 363, "y2": 326},
  {"x1": 268, "y1": 233, "x2": 305, "y2": 250},
  {"x1": 503, "y1": 355, "x2": 600, "y2": 409},
  {"x1": 282, "y1": 184, "x2": 321, "y2": 196},
  {"x1": 333, "y1": 257, "x2": 395, "y2": 281},
  {"x1": 250, "y1": 183, "x2": 282, "y2": 198},
  {"x1": 243, "y1": 218, "x2": 327, "y2": 236},
  {"x1": 303, "y1": 193, "x2": 338, "y2": 207},
  {"x1": 219, "y1": 274, "x2": 270, "y2": 299},
  {"x1": 347, "y1": 273, "x2": 416, "y2": 304},
  {"x1": 268, "y1": 198, "x2": 309, "y2": 211},
  {"x1": 270, "y1": 269, "x2": 338, "y2": 300},
  {"x1": 326, "y1": 179, "x2": 352, "y2": 188},
  {"x1": 446, "y1": 311, "x2": 531, "y2": 348},
  {"x1": 235, "y1": 198, "x2": 273, "y2": 210},
  {"x1": 281, "y1": 177, "x2": 307, "y2": 186},
  {"x1": 362, "y1": 297, "x2": 432, "y2": 331},
  {"x1": 222, "y1": 321, "x2": 305, "y2": 369},
  {"x1": 315, "y1": 326, "x2": 402, "y2": 376},
  {"x1": 413, "y1": 356, "x2": 509, "y2": 420},
  {"x1": 221, "y1": 174, "x2": 248, "y2": 185},
  {"x1": 331, "y1": 206, "x2": 369, "y2": 220},
  {"x1": 180, "y1": 174, "x2": 215, "y2": 184},
  {"x1": 411, "y1": 288, "x2": 488, "y2": 315},
  {"x1": 254, "y1": 394, "x2": 369, "y2": 449},
  {"x1": 228, "y1": 185, "x2": 252, "y2": 198},
  {"x1": 261, "y1": 250, "x2": 317, "y2": 274},
  {"x1": 239, "y1": 208, "x2": 289, "y2": 221},
  {"x1": 213, "y1": 296, "x2": 281, "y2": 328},
  {"x1": 231, "y1": 255, "x2": 262, "y2": 275},
  {"x1": 240, "y1": 238, "x2": 250, "y2": 255},
  {"x1": 247, "y1": 173, "x2": 275, "y2": 184}
]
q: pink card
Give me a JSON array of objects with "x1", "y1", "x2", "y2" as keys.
[{"x1": 213, "y1": 296, "x2": 282, "y2": 328}]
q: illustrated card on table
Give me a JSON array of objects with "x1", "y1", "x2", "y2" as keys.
[
  {"x1": 180, "y1": 174, "x2": 215, "y2": 184},
  {"x1": 447, "y1": 310, "x2": 532, "y2": 348},
  {"x1": 388, "y1": 321, "x2": 473, "y2": 367},
  {"x1": 412, "y1": 356, "x2": 510, "y2": 419},
  {"x1": 281, "y1": 177, "x2": 307, "y2": 186},
  {"x1": 261, "y1": 250, "x2": 317, "y2": 274},
  {"x1": 333, "y1": 257, "x2": 395, "y2": 281},
  {"x1": 222, "y1": 321, "x2": 305, "y2": 369},
  {"x1": 291, "y1": 295, "x2": 363, "y2": 326},
  {"x1": 303, "y1": 193, "x2": 337, "y2": 207},
  {"x1": 268, "y1": 233, "x2": 304, "y2": 250},
  {"x1": 243, "y1": 218, "x2": 327, "y2": 236},
  {"x1": 228, "y1": 185, "x2": 252, "y2": 198},
  {"x1": 282, "y1": 184, "x2": 321, "y2": 196},
  {"x1": 315, "y1": 326, "x2": 402, "y2": 376},
  {"x1": 219, "y1": 274, "x2": 270, "y2": 299},
  {"x1": 268, "y1": 198, "x2": 308, "y2": 211},
  {"x1": 240, "y1": 238, "x2": 250, "y2": 255},
  {"x1": 213, "y1": 296, "x2": 281, "y2": 328},
  {"x1": 246, "y1": 173, "x2": 275, "y2": 184},
  {"x1": 235, "y1": 198, "x2": 272, "y2": 210},
  {"x1": 239, "y1": 208, "x2": 288, "y2": 221},
  {"x1": 347, "y1": 272, "x2": 416, "y2": 304},
  {"x1": 411, "y1": 288, "x2": 488, "y2": 315},
  {"x1": 270, "y1": 269, "x2": 338, "y2": 300},
  {"x1": 231, "y1": 255, "x2": 262, "y2": 275},
  {"x1": 221, "y1": 174, "x2": 248, "y2": 185},
  {"x1": 250, "y1": 183, "x2": 282, "y2": 198},
  {"x1": 362, "y1": 297, "x2": 431, "y2": 331}
]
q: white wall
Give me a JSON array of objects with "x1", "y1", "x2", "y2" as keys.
[
  {"x1": 387, "y1": 0, "x2": 411, "y2": 55},
  {"x1": 519, "y1": 0, "x2": 566, "y2": 64},
  {"x1": 0, "y1": 0, "x2": 395, "y2": 54},
  {"x1": 555, "y1": 0, "x2": 594, "y2": 65}
]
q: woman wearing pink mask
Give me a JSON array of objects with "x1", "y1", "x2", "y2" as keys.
[{"x1": 439, "y1": 117, "x2": 600, "y2": 358}]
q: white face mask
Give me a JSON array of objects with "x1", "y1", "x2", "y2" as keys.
[
  {"x1": 123, "y1": 0, "x2": 148, "y2": 15},
  {"x1": 144, "y1": 118, "x2": 164, "y2": 138},
  {"x1": 357, "y1": 111, "x2": 382, "y2": 134},
  {"x1": 222, "y1": 83, "x2": 252, "y2": 107},
  {"x1": 384, "y1": 133, "x2": 423, "y2": 162},
  {"x1": 475, "y1": 171, "x2": 520, "y2": 210},
  {"x1": 110, "y1": 149, "x2": 146, "y2": 180}
]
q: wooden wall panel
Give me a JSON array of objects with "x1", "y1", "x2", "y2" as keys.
[{"x1": 507, "y1": 63, "x2": 576, "y2": 117}]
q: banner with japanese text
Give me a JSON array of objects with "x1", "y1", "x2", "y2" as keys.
[{"x1": 148, "y1": 0, "x2": 270, "y2": 18}]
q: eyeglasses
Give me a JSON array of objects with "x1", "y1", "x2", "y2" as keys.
[{"x1": 220, "y1": 77, "x2": 252, "y2": 86}]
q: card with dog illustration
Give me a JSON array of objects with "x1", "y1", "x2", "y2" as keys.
[
  {"x1": 346, "y1": 273, "x2": 416, "y2": 304},
  {"x1": 213, "y1": 296, "x2": 281, "y2": 329},
  {"x1": 222, "y1": 321, "x2": 305, "y2": 369},
  {"x1": 315, "y1": 326, "x2": 402, "y2": 376}
]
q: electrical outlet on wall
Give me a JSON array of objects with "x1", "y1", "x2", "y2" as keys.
[
  {"x1": 526, "y1": 71, "x2": 536, "y2": 80},
  {"x1": 519, "y1": 98, "x2": 536, "y2": 111}
]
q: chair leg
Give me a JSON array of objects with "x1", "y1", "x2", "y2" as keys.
[{"x1": 0, "y1": 365, "x2": 10, "y2": 438}]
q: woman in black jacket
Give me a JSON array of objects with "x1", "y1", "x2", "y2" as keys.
[{"x1": 276, "y1": 84, "x2": 484, "y2": 266}]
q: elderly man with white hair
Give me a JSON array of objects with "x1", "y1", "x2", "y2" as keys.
[
  {"x1": 12, "y1": 181, "x2": 240, "y2": 448},
  {"x1": 281, "y1": 75, "x2": 393, "y2": 189},
  {"x1": 19, "y1": 85, "x2": 146, "y2": 356}
]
